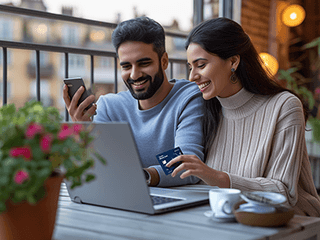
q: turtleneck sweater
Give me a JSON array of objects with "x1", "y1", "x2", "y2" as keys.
[{"x1": 205, "y1": 88, "x2": 320, "y2": 216}]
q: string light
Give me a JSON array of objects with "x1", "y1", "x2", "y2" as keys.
[
  {"x1": 282, "y1": 4, "x2": 306, "y2": 27},
  {"x1": 259, "y1": 53, "x2": 279, "y2": 77}
]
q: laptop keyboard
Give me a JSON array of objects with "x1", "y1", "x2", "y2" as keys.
[{"x1": 151, "y1": 195, "x2": 183, "y2": 205}]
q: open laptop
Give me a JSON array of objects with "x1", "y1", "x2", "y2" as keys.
[{"x1": 65, "y1": 122, "x2": 209, "y2": 214}]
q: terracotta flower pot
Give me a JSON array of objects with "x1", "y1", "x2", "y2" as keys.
[{"x1": 0, "y1": 174, "x2": 64, "y2": 240}]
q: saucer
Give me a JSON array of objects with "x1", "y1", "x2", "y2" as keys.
[{"x1": 204, "y1": 211, "x2": 236, "y2": 222}]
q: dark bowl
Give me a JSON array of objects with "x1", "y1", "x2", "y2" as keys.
[{"x1": 233, "y1": 200, "x2": 294, "y2": 227}]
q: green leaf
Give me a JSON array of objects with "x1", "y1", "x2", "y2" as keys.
[
  {"x1": 13, "y1": 190, "x2": 27, "y2": 202},
  {"x1": 27, "y1": 195, "x2": 37, "y2": 204},
  {"x1": 298, "y1": 87, "x2": 315, "y2": 109},
  {"x1": 70, "y1": 178, "x2": 82, "y2": 189},
  {"x1": 37, "y1": 169, "x2": 52, "y2": 179},
  {"x1": 85, "y1": 174, "x2": 95, "y2": 182},
  {"x1": 30, "y1": 186, "x2": 46, "y2": 203},
  {"x1": 303, "y1": 37, "x2": 320, "y2": 50},
  {"x1": 62, "y1": 158, "x2": 73, "y2": 170},
  {"x1": 309, "y1": 118, "x2": 320, "y2": 143},
  {"x1": 93, "y1": 152, "x2": 107, "y2": 165},
  {"x1": 0, "y1": 202, "x2": 6, "y2": 212},
  {"x1": 0, "y1": 176, "x2": 9, "y2": 186}
]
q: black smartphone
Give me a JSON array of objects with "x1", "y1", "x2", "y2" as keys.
[{"x1": 64, "y1": 77, "x2": 94, "y2": 111}]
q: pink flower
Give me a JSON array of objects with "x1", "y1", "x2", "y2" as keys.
[
  {"x1": 14, "y1": 170, "x2": 29, "y2": 184},
  {"x1": 73, "y1": 124, "x2": 83, "y2": 134},
  {"x1": 40, "y1": 134, "x2": 53, "y2": 153},
  {"x1": 315, "y1": 88, "x2": 320, "y2": 95},
  {"x1": 25, "y1": 123, "x2": 43, "y2": 139},
  {"x1": 9, "y1": 147, "x2": 32, "y2": 160},
  {"x1": 58, "y1": 124, "x2": 73, "y2": 140},
  {"x1": 61, "y1": 124, "x2": 69, "y2": 131}
]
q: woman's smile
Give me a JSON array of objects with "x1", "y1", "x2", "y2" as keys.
[{"x1": 197, "y1": 81, "x2": 211, "y2": 92}]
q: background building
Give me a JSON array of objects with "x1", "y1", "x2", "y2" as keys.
[{"x1": 0, "y1": 0, "x2": 187, "y2": 112}]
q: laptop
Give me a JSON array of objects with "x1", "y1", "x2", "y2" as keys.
[{"x1": 65, "y1": 122, "x2": 209, "y2": 214}]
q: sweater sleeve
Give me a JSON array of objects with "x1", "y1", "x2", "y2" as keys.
[
  {"x1": 155, "y1": 89, "x2": 205, "y2": 187},
  {"x1": 229, "y1": 96, "x2": 306, "y2": 208}
]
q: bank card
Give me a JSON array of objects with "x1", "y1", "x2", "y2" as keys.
[{"x1": 156, "y1": 147, "x2": 183, "y2": 175}]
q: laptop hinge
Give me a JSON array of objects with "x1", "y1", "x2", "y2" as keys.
[{"x1": 73, "y1": 196, "x2": 83, "y2": 204}]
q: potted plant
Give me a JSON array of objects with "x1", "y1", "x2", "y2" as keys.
[{"x1": 0, "y1": 100, "x2": 105, "y2": 240}]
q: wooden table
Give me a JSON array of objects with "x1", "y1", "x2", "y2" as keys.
[{"x1": 53, "y1": 184, "x2": 320, "y2": 240}]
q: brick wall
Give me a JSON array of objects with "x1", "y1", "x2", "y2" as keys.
[{"x1": 241, "y1": 0, "x2": 271, "y2": 53}]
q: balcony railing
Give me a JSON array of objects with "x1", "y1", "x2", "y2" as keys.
[{"x1": 0, "y1": 5, "x2": 188, "y2": 121}]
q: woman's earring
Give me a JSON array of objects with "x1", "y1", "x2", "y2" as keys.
[{"x1": 230, "y1": 68, "x2": 238, "y2": 84}]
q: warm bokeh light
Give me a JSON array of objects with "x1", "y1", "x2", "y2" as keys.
[
  {"x1": 90, "y1": 30, "x2": 105, "y2": 42},
  {"x1": 259, "y1": 53, "x2": 279, "y2": 77},
  {"x1": 282, "y1": 4, "x2": 305, "y2": 27},
  {"x1": 35, "y1": 24, "x2": 48, "y2": 35}
]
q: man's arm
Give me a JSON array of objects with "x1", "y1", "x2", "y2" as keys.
[
  {"x1": 148, "y1": 87, "x2": 204, "y2": 187},
  {"x1": 63, "y1": 84, "x2": 97, "y2": 122}
]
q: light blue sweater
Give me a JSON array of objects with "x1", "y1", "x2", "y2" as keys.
[{"x1": 94, "y1": 79, "x2": 204, "y2": 186}]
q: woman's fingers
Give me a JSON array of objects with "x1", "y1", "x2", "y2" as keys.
[
  {"x1": 167, "y1": 155, "x2": 203, "y2": 178},
  {"x1": 166, "y1": 155, "x2": 192, "y2": 167}
]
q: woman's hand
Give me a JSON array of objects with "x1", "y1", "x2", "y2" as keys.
[{"x1": 166, "y1": 155, "x2": 230, "y2": 188}]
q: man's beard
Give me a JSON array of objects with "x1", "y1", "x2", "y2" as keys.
[{"x1": 125, "y1": 66, "x2": 164, "y2": 100}]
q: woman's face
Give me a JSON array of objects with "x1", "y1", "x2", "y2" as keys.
[{"x1": 187, "y1": 43, "x2": 242, "y2": 99}]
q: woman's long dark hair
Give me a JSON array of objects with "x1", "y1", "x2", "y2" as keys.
[{"x1": 185, "y1": 18, "x2": 308, "y2": 159}]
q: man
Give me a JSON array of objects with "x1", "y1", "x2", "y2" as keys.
[{"x1": 63, "y1": 16, "x2": 204, "y2": 187}]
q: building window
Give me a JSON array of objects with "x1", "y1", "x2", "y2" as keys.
[
  {"x1": 62, "y1": 25, "x2": 79, "y2": 45},
  {"x1": 0, "y1": 17, "x2": 13, "y2": 40},
  {"x1": 31, "y1": 51, "x2": 50, "y2": 66},
  {"x1": 61, "y1": 54, "x2": 85, "y2": 69},
  {"x1": 99, "y1": 57, "x2": 113, "y2": 68},
  {"x1": 0, "y1": 81, "x2": 11, "y2": 98},
  {"x1": 30, "y1": 80, "x2": 52, "y2": 106},
  {"x1": 0, "y1": 50, "x2": 12, "y2": 65},
  {"x1": 173, "y1": 37, "x2": 185, "y2": 51}
]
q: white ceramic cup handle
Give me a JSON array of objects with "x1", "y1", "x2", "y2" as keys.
[{"x1": 219, "y1": 200, "x2": 232, "y2": 215}]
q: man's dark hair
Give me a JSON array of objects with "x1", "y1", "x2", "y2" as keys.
[{"x1": 112, "y1": 16, "x2": 165, "y2": 59}]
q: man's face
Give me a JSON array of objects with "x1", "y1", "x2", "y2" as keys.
[{"x1": 118, "y1": 41, "x2": 164, "y2": 100}]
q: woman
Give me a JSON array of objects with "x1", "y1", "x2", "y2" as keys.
[{"x1": 167, "y1": 18, "x2": 320, "y2": 216}]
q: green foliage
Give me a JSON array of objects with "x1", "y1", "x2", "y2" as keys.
[
  {"x1": 278, "y1": 67, "x2": 315, "y2": 110},
  {"x1": 303, "y1": 37, "x2": 320, "y2": 55},
  {"x1": 309, "y1": 117, "x2": 320, "y2": 143},
  {"x1": 0, "y1": 101, "x2": 106, "y2": 213},
  {"x1": 278, "y1": 36, "x2": 320, "y2": 143}
]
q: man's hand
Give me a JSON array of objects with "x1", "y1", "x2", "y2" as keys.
[{"x1": 63, "y1": 84, "x2": 97, "y2": 122}]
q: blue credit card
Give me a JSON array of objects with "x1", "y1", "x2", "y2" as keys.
[{"x1": 156, "y1": 147, "x2": 183, "y2": 175}]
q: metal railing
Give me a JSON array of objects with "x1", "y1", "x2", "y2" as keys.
[{"x1": 0, "y1": 5, "x2": 188, "y2": 120}]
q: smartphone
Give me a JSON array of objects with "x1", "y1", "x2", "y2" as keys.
[{"x1": 64, "y1": 77, "x2": 94, "y2": 111}]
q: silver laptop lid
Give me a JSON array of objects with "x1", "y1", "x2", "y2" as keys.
[
  {"x1": 65, "y1": 122, "x2": 209, "y2": 214},
  {"x1": 66, "y1": 122, "x2": 155, "y2": 214}
]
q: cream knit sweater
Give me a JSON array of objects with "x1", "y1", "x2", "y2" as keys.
[{"x1": 205, "y1": 88, "x2": 320, "y2": 216}]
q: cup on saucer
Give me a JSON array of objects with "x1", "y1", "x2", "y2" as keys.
[{"x1": 207, "y1": 188, "x2": 241, "y2": 221}]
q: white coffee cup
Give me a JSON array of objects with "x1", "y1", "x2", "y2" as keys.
[{"x1": 209, "y1": 188, "x2": 241, "y2": 218}]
